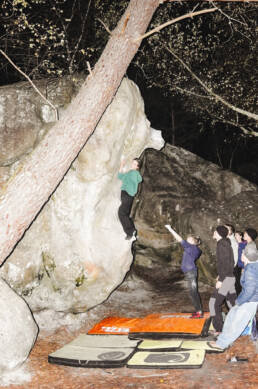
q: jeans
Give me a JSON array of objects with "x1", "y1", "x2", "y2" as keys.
[
  {"x1": 184, "y1": 269, "x2": 202, "y2": 312},
  {"x1": 216, "y1": 302, "x2": 258, "y2": 349},
  {"x1": 118, "y1": 190, "x2": 135, "y2": 237}
]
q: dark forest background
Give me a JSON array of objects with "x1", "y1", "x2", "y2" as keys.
[{"x1": 1, "y1": 0, "x2": 257, "y2": 184}]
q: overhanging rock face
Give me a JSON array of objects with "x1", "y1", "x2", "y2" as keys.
[
  {"x1": 132, "y1": 145, "x2": 258, "y2": 283},
  {"x1": 0, "y1": 78, "x2": 164, "y2": 313}
]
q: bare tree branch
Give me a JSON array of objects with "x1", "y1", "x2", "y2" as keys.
[
  {"x1": 70, "y1": 0, "x2": 92, "y2": 73},
  {"x1": 134, "y1": 7, "x2": 217, "y2": 42},
  {"x1": 97, "y1": 18, "x2": 112, "y2": 35},
  {"x1": 209, "y1": 112, "x2": 252, "y2": 136},
  {"x1": 87, "y1": 61, "x2": 93, "y2": 77},
  {"x1": 165, "y1": 46, "x2": 258, "y2": 125},
  {"x1": 210, "y1": 0, "x2": 247, "y2": 26},
  {"x1": 0, "y1": 49, "x2": 59, "y2": 121},
  {"x1": 175, "y1": 85, "x2": 254, "y2": 135},
  {"x1": 174, "y1": 86, "x2": 213, "y2": 100}
]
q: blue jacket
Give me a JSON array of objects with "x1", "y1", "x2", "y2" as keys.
[
  {"x1": 180, "y1": 240, "x2": 202, "y2": 273},
  {"x1": 237, "y1": 241, "x2": 247, "y2": 269},
  {"x1": 236, "y1": 261, "x2": 258, "y2": 305}
]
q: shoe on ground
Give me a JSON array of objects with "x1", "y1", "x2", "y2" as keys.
[
  {"x1": 207, "y1": 341, "x2": 224, "y2": 352},
  {"x1": 208, "y1": 330, "x2": 221, "y2": 337},
  {"x1": 191, "y1": 311, "x2": 203, "y2": 319}
]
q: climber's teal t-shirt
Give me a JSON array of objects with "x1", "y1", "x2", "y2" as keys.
[{"x1": 118, "y1": 170, "x2": 142, "y2": 197}]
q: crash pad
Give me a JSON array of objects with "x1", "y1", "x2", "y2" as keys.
[
  {"x1": 181, "y1": 340, "x2": 224, "y2": 353},
  {"x1": 137, "y1": 339, "x2": 182, "y2": 351},
  {"x1": 127, "y1": 349, "x2": 205, "y2": 369},
  {"x1": 129, "y1": 313, "x2": 211, "y2": 339},
  {"x1": 48, "y1": 345, "x2": 135, "y2": 368},
  {"x1": 88, "y1": 317, "x2": 142, "y2": 335},
  {"x1": 64, "y1": 334, "x2": 139, "y2": 348}
]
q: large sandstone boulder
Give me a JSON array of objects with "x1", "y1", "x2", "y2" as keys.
[
  {"x1": 0, "y1": 278, "x2": 38, "y2": 372},
  {"x1": 0, "y1": 76, "x2": 77, "y2": 168},
  {"x1": 132, "y1": 145, "x2": 258, "y2": 283},
  {"x1": 0, "y1": 77, "x2": 164, "y2": 313}
]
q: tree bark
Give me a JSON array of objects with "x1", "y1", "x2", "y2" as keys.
[{"x1": 0, "y1": 0, "x2": 160, "y2": 265}]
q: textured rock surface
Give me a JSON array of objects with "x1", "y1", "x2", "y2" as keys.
[
  {"x1": 0, "y1": 77, "x2": 77, "y2": 167},
  {"x1": 132, "y1": 145, "x2": 258, "y2": 283},
  {"x1": 0, "y1": 278, "x2": 38, "y2": 372},
  {"x1": 0, "y1": 77, "x2": 164, "y2": 313}
]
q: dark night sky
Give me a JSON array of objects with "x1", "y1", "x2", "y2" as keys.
[{"x1": 125, "y1": 66, "x2": 258, "y2": 186}]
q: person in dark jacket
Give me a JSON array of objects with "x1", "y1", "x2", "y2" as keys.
[
  {"x1": 209, "y1": 245, "x2": 258, "y2": 350},
  {"x1": 209, "y1": 225, "x2": 236, "y2": 334},
  {"x1": 243, "y1": 228, "x2": 257, "y2": 254},
  {"x1": 165, "y1": 225, "x2": 203, "y2": 317},
  {"x1": 225, "y1": 224, "x2": 238, "y2": 267}
]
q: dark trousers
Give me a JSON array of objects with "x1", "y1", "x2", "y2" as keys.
[
  {"x1": 184, "y1": 269, "x2": 202, "y2": 312},
  {"x1": 234, "y1": 266, "x2": 242, "y2": 296},
  {"x1": 209, "y1": 288, "x2": 236, "y2": 332},
  {"x1": 118, "y1": 190, "x2": 135, "y2": 237}
]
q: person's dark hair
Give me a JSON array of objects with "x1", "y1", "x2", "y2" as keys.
[
  {"x1": 187, "y1": 235, "x2": 201, "y2": 245},
  {"x1": 225, "y1": 224, "x2": 235, "y2": 234},
  {"x1": 133, "y1": 158, "x2": 142, "y2": 169},
  {"x1": 194, "y1": 236, "x2": 201, "y2": 246},
  {"x1": 245, "y1": 228, "x2": 258, "y2": 241},
  {"x1": 216, "y1": 225, "x2": 228, "y2": 239},
  {"x1": 235, "y1": 231, "x2": 244, "y2": 240}
]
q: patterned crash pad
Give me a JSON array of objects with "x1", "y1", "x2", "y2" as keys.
[
  {"x1": 137, "y1": 339, "x2": 183, "y2": 351},
  {"x1": 181, "y1": 340, "x2": 224, "y2": 353},
  {"x1": 127, "y1": 349, "x2": 206, "y2": 369},
  {"x1": 88, "y1": 317, "x2": 142, "y2": 335},
  {"x1": 48, "y1": 345, "x2": 135, "y2": 368},
  {"x1": 129, "y1": 313, "x2": 211, "y2": 339},
  {"x1": 48, "y1": 334, "x2": 140, "y2": 368}
]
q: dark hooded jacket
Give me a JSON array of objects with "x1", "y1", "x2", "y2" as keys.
[{"x1": 216, "y1": 238, "x2": 235, "y2": 282}]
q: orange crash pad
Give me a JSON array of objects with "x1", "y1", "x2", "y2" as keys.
[
  {"x1": 88, "y1": 313, "x2": 211, "y2": 338},
  {"x1": 88, "y1": 317, "x2": 142, "y2": 335},
  {"x1": 129, "y1": 313, "x2": 211, "y2": 339}
]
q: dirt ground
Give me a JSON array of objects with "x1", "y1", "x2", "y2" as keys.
[{"x1": 1, "y1": 270, "x2": 258, "y2": 389}]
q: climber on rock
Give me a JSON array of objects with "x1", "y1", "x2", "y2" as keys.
[{"x1": 118, "y1": 158, "x2": 142, "y2": 240}]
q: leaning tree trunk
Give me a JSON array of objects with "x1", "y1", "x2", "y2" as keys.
[{"x1": 0, "y1": 0, "x2": 160, "y2": 265}]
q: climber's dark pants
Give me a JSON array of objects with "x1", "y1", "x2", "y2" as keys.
[
  {"x1": 185, "y1": 269, "x2": 202, "y2": 312},
  {"x1": 118, "y1": 190, "x2": 135, "y2": 237}
]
